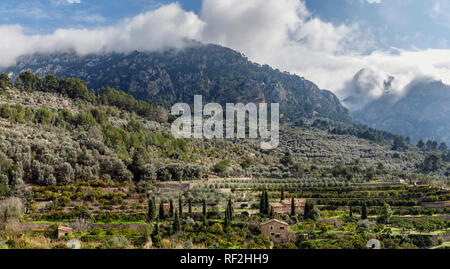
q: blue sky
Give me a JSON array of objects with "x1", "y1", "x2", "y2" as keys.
[
  {"x1": 2, "y1": 0, "x2": 449, "y2": 51},
  {"x1": 306, "y1": 0, "x2": 450, "y2": 50},
  {"x1": 0, "y1": 0, "x2": 202, "y2": 33}
]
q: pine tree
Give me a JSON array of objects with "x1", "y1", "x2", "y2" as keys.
[
  {"x1": 361, "y1": 203, "x2": 368, "y2": 220},
  {"x1": 417, "y1": 139, "x2": 425, "y2": 150},
  {"x1": 290, "y1": 197, "x2": 296, "y2": 216},
  {"x1": 173, "y1": 212, "x2": 180, "y2": 232}
]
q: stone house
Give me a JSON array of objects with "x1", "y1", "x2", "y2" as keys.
[
  {"x1": 270, "y1": 198, "x2": 306, "y2": 215},
  {"x1": 56, "y1": 225, "x2": 73, "y2": 238},
  {"x1": 162, "y1": 203, "x2": 171, "y2": 212},
  {"x1": 260, "y1": 219, "x2": 289, "y2": 243}
]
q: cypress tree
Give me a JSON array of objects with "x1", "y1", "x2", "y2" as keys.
[
  {"x1": 349, "y1": 206, "x2": 353, "y2": 217},
  {"x1": 290, "y1": 197, "x2": 296, "y2": 216},
  {"x1": 224, "y1": 208, "x2": 230, "y2": 228},
  {"x1": 380, "y1": 203, "x2": 392, "y2": 224},
  {"x1": 269, "y1": 206, "x2": 274, "y2": 218},
  {"x1": 159, "y1": 201, "x2": 165, "y2": 220},
  {"x1": 169, "y1": 199, "x2": 174, "y2": 218},
  {"x1": 147, "y1": 197, "x2": 156, "y2": 222},
  {"x1": 281, "y1": 189, "x2": 285, "y2": 201},
  {"x1": 361, "y1": 203, "x2": 368, "y2": 220},
  {"x1": 259, "y1": 191, "x2": 265, "y2": 214},
  {"x1": 259, "y1": 190, "x2": 270, "y2": 215},
  {"x1": 188, "y1": 198, "x2": 192, "y2": 216},
  {"x1": 152, "y1": 223, "x2": 161, "y2": 244},
  {"x1": 178, "y1": 194, "x2": 183, "y2": 217},
  {"x1": 202, "y1": 199, "x2": 207, "y2": 224},
  {"x1": 173, "y1": 212, "x2": 180, "y2": 232},
  {"x1": 304, "y1": 200, "x2": 313, "y2": 219},
  {"x1": 227, "y1": 199, "x2": 234, "y2": 221}
]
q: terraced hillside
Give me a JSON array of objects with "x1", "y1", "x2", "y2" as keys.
[{"x1": 0, "y1": 72, "x2": 449, "y2": 249}]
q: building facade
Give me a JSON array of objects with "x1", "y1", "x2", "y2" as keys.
[
  {"x1": 270, "y1": 198, "x2": 306, "y2": 215},
  {"x1": 260, "y1": 219, "x2": 289, "y2": 243},
  {"x1": 57, "y1": 225, "x2": 73, "y2": 238}
]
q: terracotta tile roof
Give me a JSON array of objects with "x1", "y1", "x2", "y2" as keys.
[
  {"x1": 283, "y1": 198, "x2": 306, "y2": 206},
  {"x1": 261, "y1": 219, "x2": 289, "y2": 226},
  {"x1": 57, "y1": 225, "x2": 73, "y2": 232},
  {"x1": 270, "y1": 202, "x2": 284, "y2": 208}
]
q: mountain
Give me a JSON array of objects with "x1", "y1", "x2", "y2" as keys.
[
  {"x1": 1, "y1": 43, "x2": 351, "y2": 122},
  {"x1": 351, "y1": 78, "x2": 450, "y2": 144},
  {"x1": 341, "y1": 68, "x2": 395, "y2": 112}
]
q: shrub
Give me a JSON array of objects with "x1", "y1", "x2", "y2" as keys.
[
  {"x1": 103, "y1": 236, "x2": 130, "y2": 249},
  {"x1": 0, "y1": 197, "x2": 24, "y2": 224},
  {"x1": 213, "y1": 160, "x2": 230, "y2": 174}
]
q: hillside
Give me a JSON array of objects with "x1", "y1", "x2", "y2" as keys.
[
  {"x1": 0, "y1": 73, "x2": 449, "y2": 250},
  {"x1": 0, "y1": 73, "x2": 448, "y2": 196},
  {"x1": 1, "y1": 44, "x2": 351, "y2": 122}
]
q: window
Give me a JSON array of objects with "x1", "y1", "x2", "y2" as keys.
[
  {"x1": 270, "y1": 232, "x2": 274, "y2": 236},
  {"x1": 280, "y1": 227, "x2": 285, "y2": 230},
  {"x1": 270, "y1": 226, "x2": 274, "y2": 230},
  {"x1": 275, "y1": 234, "x2": 281, "y2": 238}
]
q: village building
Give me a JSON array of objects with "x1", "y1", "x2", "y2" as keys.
[
  {"x1": 162, "y1": 203, "x2": 171, "y2": 212},
  {"x1": 260, "y1": 219, "x2": 289, "y2": 243},
  {"x1": 270, "y1": 198, "x2": 306, "y2": 215},
  {"x1": 56, "y1": 225, "x2": 73, "y2": 238}
]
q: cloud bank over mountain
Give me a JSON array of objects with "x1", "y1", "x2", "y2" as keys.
[
  {"x1": 0, "y1": 0, "x2": 449, "y2": 100},
  {"x1": 0, "y1": 3, "x2": 203, "y2": 66}
]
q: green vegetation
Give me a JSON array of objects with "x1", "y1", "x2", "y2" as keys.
[{"x1": 0, "y1": 72, "x2": 448, "y2": 249}]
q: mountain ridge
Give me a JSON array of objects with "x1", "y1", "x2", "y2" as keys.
[
  {"x1": 1, "y1": 43, "x2": 351, "y2": 123},
  {"x1": 352, "y1": 78, "x2": 450, "y2": 144}
]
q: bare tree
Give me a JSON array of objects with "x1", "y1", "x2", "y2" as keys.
[{"x1": 74, "y1": 209, "x2": 91, "y2": 233}]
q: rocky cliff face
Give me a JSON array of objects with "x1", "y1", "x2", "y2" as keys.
[{"x1": 2, "y1": 43, "x2": 351, "y2": 122}]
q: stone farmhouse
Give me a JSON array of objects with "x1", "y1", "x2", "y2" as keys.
[
  {"x1": 270, "y1": 198, "x2": 306, "y2": 215},
  {"x1": 56, "y1": 225, "x2": 73, "y2": 239},
  {"x1": 260, "y1": 219, "x2": 289, "y2": 243}
]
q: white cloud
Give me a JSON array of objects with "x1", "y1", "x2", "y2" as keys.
[
  {"x1": 214, "y1": 0, "x2": 450, "y2": 105},
  {"x1": 0, "y1": 3, "x2": 204, "y2": 66},
  {"x1": 367, "y1": 0, "x2": 382, "y2": 4},
  {"x1": 198, "y1": 0, "x2": 450, "y2": 100},
  {"x1": 0, "y1": 0, "x2": 449, "y2": 105},
  {"x1": 67, "y1": 0, "x2": 81, "y2": 4}
]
